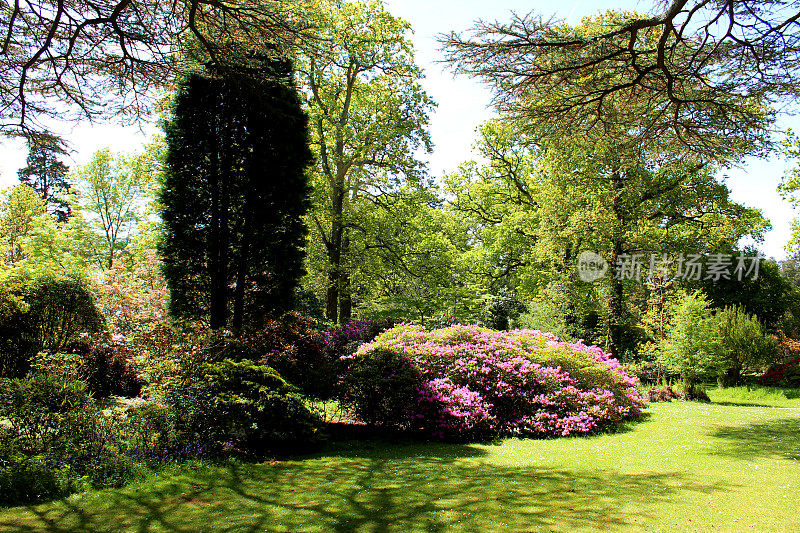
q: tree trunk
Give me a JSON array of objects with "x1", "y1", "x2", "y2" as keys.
[
  {"x1": 232, "y1": 218, "x2": 250, "y2": 334},
  {"x1": 717, "y1": 365, "x2": 742, "y2": 388},
  {"x1": 325, "y1": 183, "x2": 345, "y2": 323},
  {"x1": 339, "y1": 232, "x2": 352, "y2": 323},
  {"x1": 607, "y1": 238, "x2": 625, "y2": 358},
  {"x1": 209, "y1": 96, "x2": 229, "y2": 330},
  {"x1": 607, "y1": 167, "x2": 626, "y2": 358}
]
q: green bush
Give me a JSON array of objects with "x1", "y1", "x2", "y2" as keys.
[
  {"x1": 711, "y1": 305, "x2": 779, "y2": 386},
  {"x1": 0, "y1": 374, "x2": 98, "y2": 456},
  {"x1": 0, "y1": 373, "x2": 135, "y2": 505},
  {"x1": 25, "y1": 277, "x2": 104, "y2": 352},
  {"x1": 162, "y1": 358, "x2": 324, "y2": 455},
  {"x1": 247, "y1": 312, "x2": 335, "y2": 400},
  {"x1": 0, "y1": 280, "x2": 33, "y2": 377},
  {"x1": 337, "y1": 347, "x2": 422, "y2": 427},
  {"x1": 0, "y1": 459, "x2": 82, "y2": 506},
  {"x1": 0, "y1": 276, "x2": 104, "y2": 378},
  {"x1": 661, "y1": 293, "x2": 779, "y2": 389}
]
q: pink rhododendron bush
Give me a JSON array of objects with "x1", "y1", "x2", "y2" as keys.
[{"x1": 337, "y1": 324, "x2": 648, "y2": 441}]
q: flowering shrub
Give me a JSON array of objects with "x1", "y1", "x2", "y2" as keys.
[
  {"x1": 343, "y1": 324, "x2": 648, "y2": 440},
  {"x1": 761, "y1": 357, "x2": 800, "y2": 387},
  {"x1": 244, "y1": 312, "x2": 334, "y2": 399},
  {"x1": 92, "y1": 249, "x2": 167, "y2": 337},
  {"x1": 57, "y1": 333, "x2": 143, "y2": 397}
]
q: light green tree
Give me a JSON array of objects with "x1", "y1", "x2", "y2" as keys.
[
  {"x1": 447, "y1": 119, "x2": 769, "y2": 356},
  {"x1": 72, "y1": 146, "x2": 159, "y2": 269},
  {"x1": 296, "y1": 0, "x2": 434, "y2": 323},
  {"x1": 0, "y1": 185, "x2": 46, "y2": 265},
  {"x1": 660, "y1": 291, "x2": 717, "y2": 393}
]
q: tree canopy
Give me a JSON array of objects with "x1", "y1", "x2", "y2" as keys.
[
  {"x1": 441, "y1": 1, "x2": 800, "y2": 162},
  {"x1": 0, "y1": 0, "x2": 309, "y2": 136},
  {"x1": 296, "y1": 0, "x2": 434, "y2": 323}
]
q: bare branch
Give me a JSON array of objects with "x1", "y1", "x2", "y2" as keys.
[
  {"x1": 0, "y1": 0, "x2": 312, "y2": 138},
  {"x1": 440, "y1": 0, "x2": 800, "y2": 163}
]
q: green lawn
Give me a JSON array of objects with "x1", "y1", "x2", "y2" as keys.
[{"x1": 2, "y1": 390, "x2": 800, "y2": 532}]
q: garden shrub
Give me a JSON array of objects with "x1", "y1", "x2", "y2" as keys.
[
  {"x1": 646, "y1": 385, "x2": 682, "y2": 402},
  {"x1": 340, "y1": 324, "x2": 647, "y2": 440},
  {"x1": 64, "y1": 334, "x2": 143, "y2": 397},
  {"x1": 162, "y1": 357, "x2": 324, "y2": 455},
  {"x1": 710, "y1": 305, "x2": 779, "y2": 386},
  {"x1": 761, "y1": 357, "x2": 800, "y2": 387},
  {"x1": 682, "y1": 385, "x2": 711, "y2": 402},
  {"x1": 24, "y1": 277, "x2": 105, "y2": 353},
  {"x1": 0, "y1": 276, "x2": 104, "y2": 378},
  {"x1": 0, "y1": 373, "x2": 135, "y2": 505},
  {"x1": 30, "y1": 335, "x2": 143, "y2": 398},
  {"x1": 337, "y1": 347, "x2": 422, "y2": 427},
  {"x1": 243, "y1": 312, "x2": 335, "y2": 399},
  {"x1": 0, "y1": 279, "x2": 32, "y2": 377},
  {"x1": 481, "y1": 288, "x2": 526, "y2": 331},
  {"x1": 128, "y1": 319, "x2": 202, "y2": 390},
  {"x1": 661, "y1": 293, "x2": 780, "y2": 389},
  {"x1": 660, "y1": 291, "x2": 717, "y2": 392},
  {"x1": 91, "y1": 250, "x2": 167, "y2": 336}
]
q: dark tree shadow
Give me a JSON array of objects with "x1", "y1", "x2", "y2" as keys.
[
  {"x1": 711, "y1": 418, "x2": 800, "y2": 460},
  {"x1": 0, "y1": 441, "x2": 730, "y2": 533},
  {"x1": 711, "y1": 402, "x2": 784, "y2": 408}
]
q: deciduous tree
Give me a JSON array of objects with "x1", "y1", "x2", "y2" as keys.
[
  {"x1": 0, "y1": 0, "x2": 309, "y2": 136},
  {"x1": 442, "y1": 2, "x2": 798, "y2": 162},
  {"x1": 296, "y1": 0, "x2": 434, "y2": 323}
]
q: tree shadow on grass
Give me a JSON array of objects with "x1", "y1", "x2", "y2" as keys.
[
  {"x1": 1, "y1": 441, "x2": 730, "y2": 533},
  {"x1": 711, "y1": 417, "x2": 800, "y2": 461},
  {"x1": 711, "y1": 401, "x2": 785, "y2": 408},
  {"x1": 319, "y1": 413, "x2": 654, "y2": 458}
]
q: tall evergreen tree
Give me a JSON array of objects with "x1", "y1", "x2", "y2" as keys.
[
  {"x1": 17, "y1": 134, "x2": 71, "y2": 222},
  {"x1": 160, "y1": 58, "x2": 312, "y2": 332}
]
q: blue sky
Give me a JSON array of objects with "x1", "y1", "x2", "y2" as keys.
[{"x1": 0, "y1": 0, "x2": 795, "y2": 258}]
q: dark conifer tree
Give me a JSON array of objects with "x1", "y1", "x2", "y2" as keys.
[
  {"x1": 17, "y1": 134, "x2": 71, "y2": 222},
  {"x1": 160, "y1": 58, "x2": 312, "y2": 332}
]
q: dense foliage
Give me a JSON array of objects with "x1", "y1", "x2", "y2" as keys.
[
  {"x1": 161, "y1": 58, "x2": 312, "y2": 331},
  {"x1": 0, "y1": 275, "x2": 104, "y2": 378},
  {"x1": 161, "y1": 358, "x2": 324, "y2": 455},
  {"x1": 339, "y1": 325, "x2": 647, "y2": 440},
  {"x1": 0, "y1": 374, "x2": 130, "y2": 505},
  {"x1": 661, "y1": 293, "x2": 779, "y2": 388}
]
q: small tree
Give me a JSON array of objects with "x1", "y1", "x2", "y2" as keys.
[
  {"x1": 711, "y1": 305, "x2": 778, "y2": 387},
  {"x1": 17, "y1": 134, "x2": 71, "y2": 222},
  {"x1": 0, "y1": 185, "x2": 46, "y2": 265},
  {"x1": 73, "y1": 148, "x2": 156, "y2": 270},
  {"x1": 660, "y1": 291, "x2": 716, "y2": 393}
]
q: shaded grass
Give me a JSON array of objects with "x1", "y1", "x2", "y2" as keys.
[{"x1": 2, "y1": 401, "x2": 800, "y2": 532}]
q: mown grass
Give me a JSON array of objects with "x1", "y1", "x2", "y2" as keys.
[{"x1": 1, "y1": 389, "x2": 799, "y2": 532}]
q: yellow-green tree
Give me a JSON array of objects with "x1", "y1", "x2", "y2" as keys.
[{"x1": 297, "y1": 0, "x2": 434, "y2": 323}]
